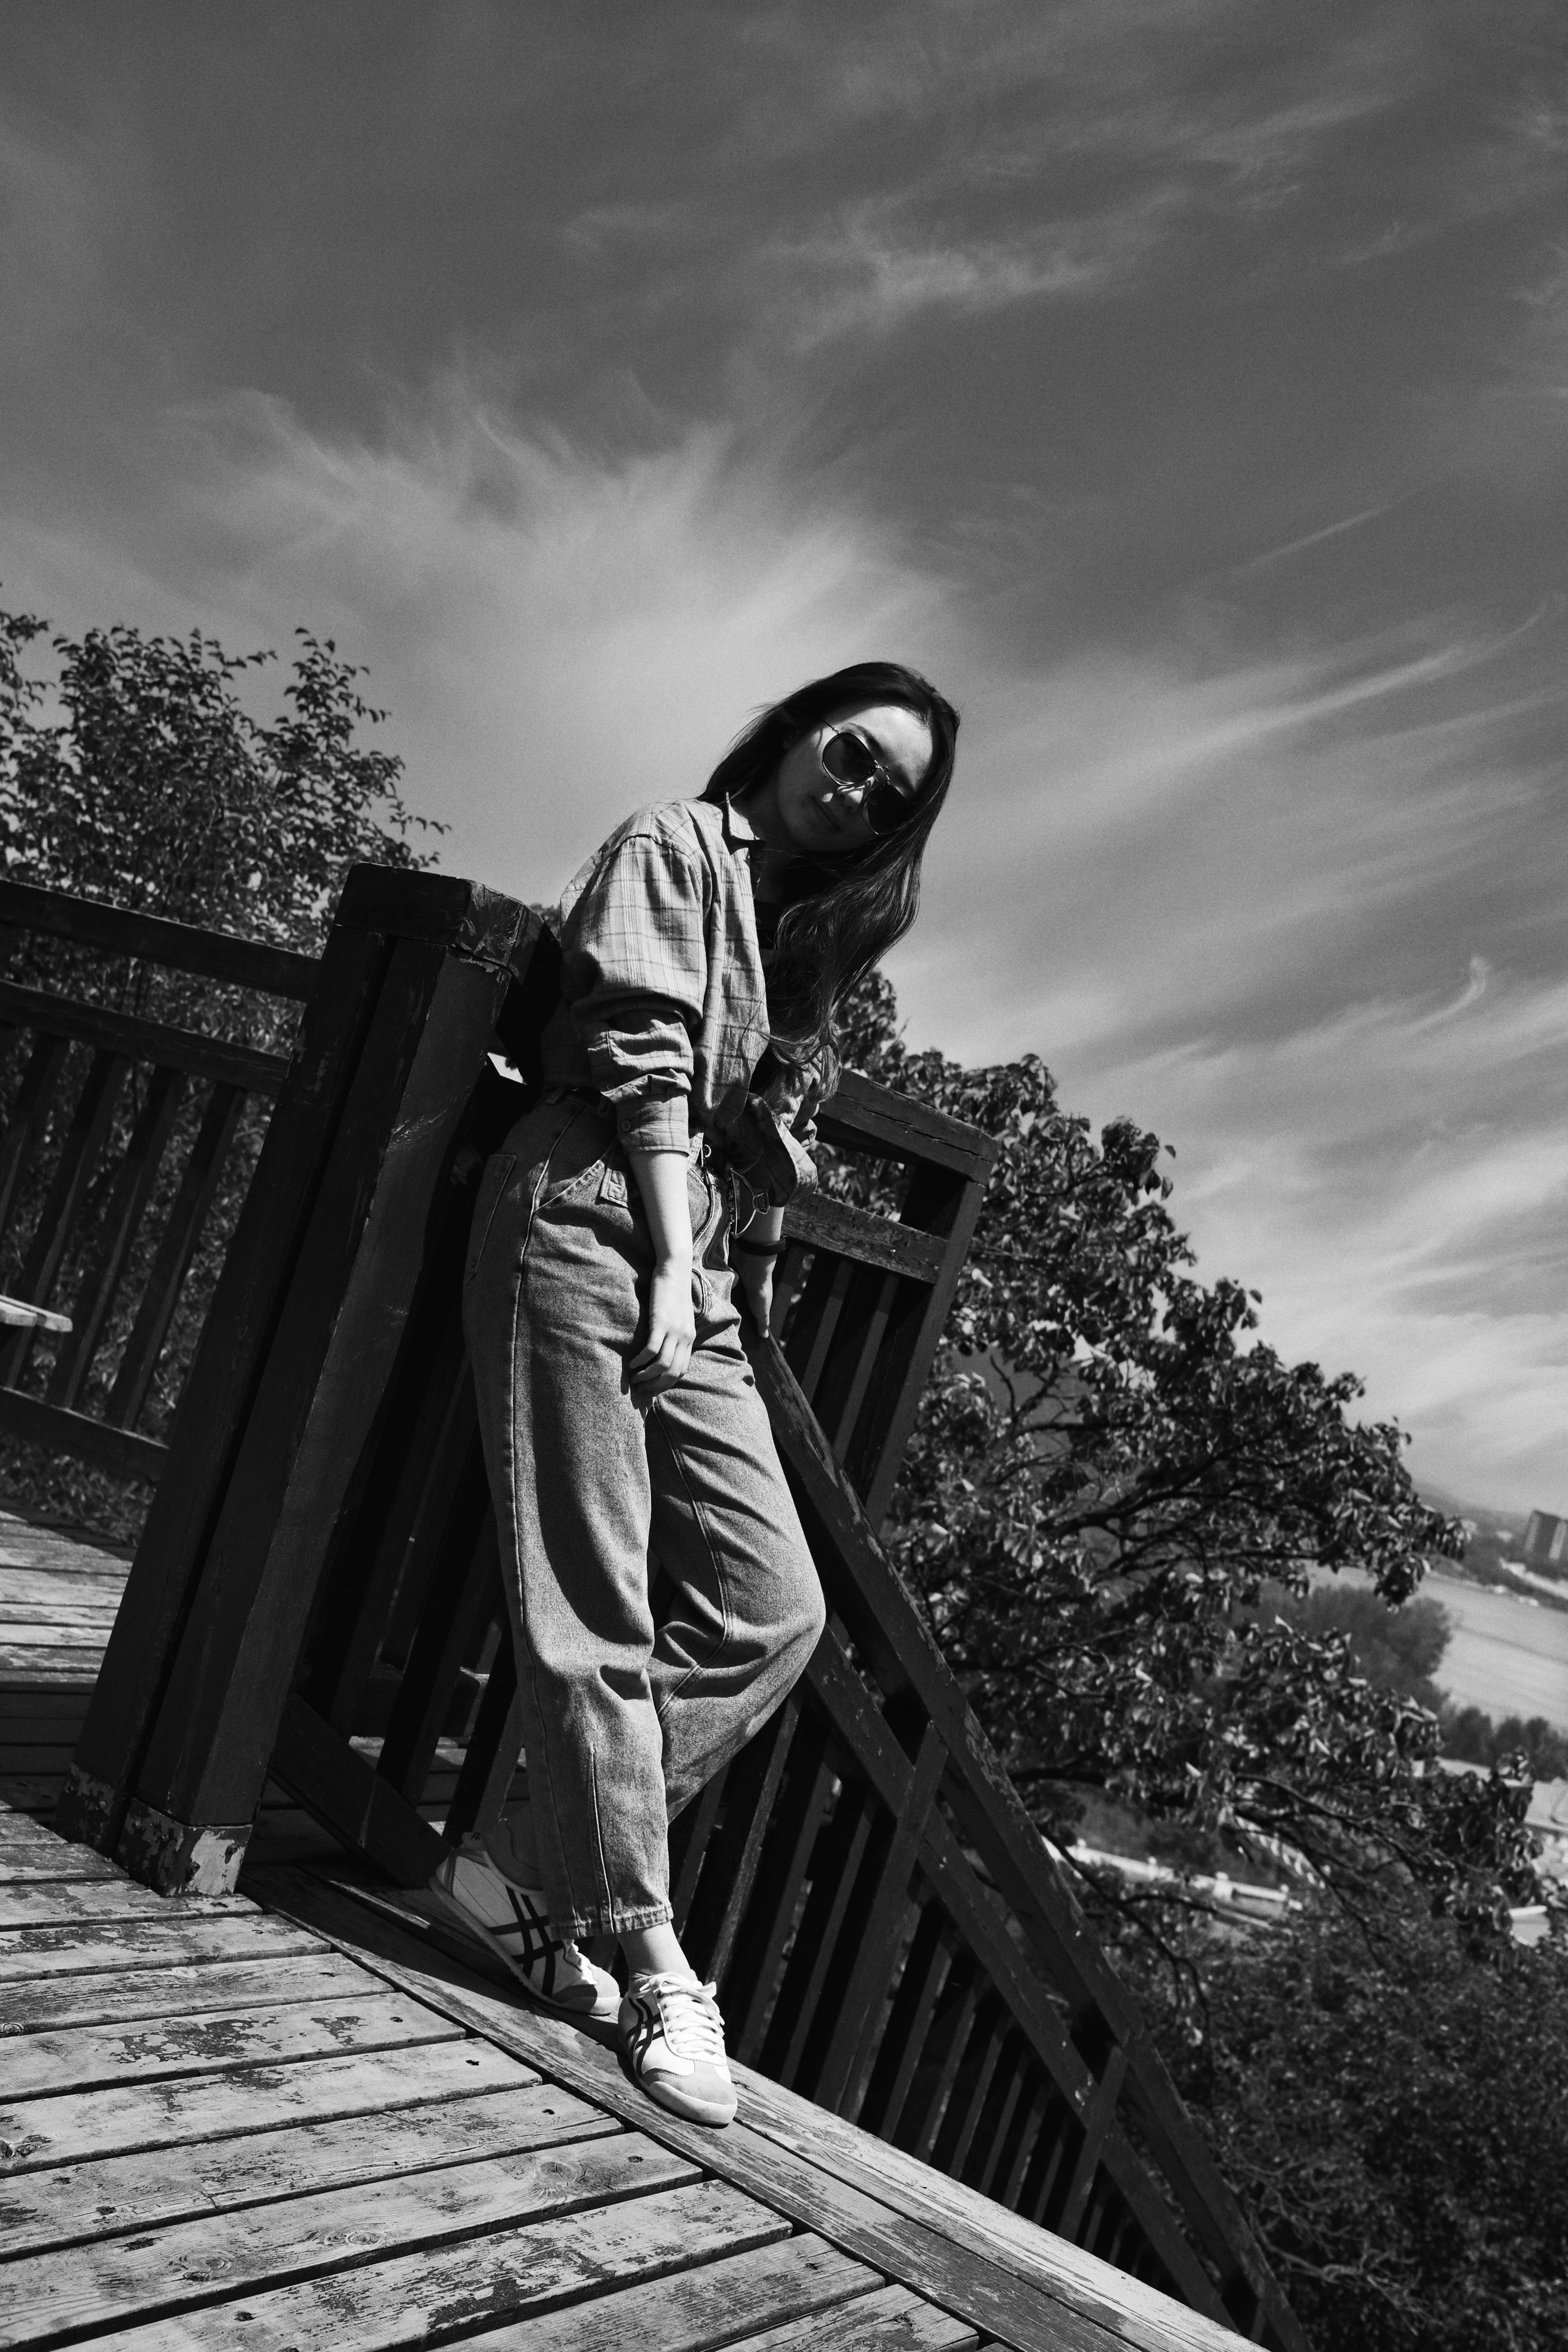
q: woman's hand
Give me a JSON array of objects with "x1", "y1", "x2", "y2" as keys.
[
  {"x1": 630, "y1": 1259, "x2": 697, "y2": 1396},
  {"x1": 627, "y1": 1145, "x2": 697, "y2": 1397}
]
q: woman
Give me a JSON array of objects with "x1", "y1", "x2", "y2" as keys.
[{"x1": 436, "y1": 661, "x2": 959, "y2": 2127}]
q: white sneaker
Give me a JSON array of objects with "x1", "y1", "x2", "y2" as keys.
[
  {"x1": 619, "y1": 1971, "x2": 737, "y2": 2127},
  {"x1": 428, "y1": 1847, "x2": 620, "y2": 2021}
]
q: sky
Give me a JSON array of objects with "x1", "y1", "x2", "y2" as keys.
[{"x1": 3, "y1": 1, "x2": 1567, "y2": 1512}]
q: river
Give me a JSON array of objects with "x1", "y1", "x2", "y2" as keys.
[{"x1": 1421, "y1": 1569, "x2": 1568, "y2": 1730}]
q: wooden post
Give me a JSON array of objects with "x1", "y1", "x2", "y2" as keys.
[{"x1": 56, "y1": 867, "x2": 548, "y2": 1894}]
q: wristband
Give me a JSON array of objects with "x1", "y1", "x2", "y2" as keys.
[{"x1": 732, "y1": 1233, "x2": 785, "y2": 1260}]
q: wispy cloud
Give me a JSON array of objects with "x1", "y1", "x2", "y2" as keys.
[
  {"x1": 13, "y1": 390, "x2": 950, "y2": 895},
  {"x1": 764, "y1": 196, "x2": 1175, "y2": 346}
]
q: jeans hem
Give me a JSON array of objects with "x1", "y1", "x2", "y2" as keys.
[{"x1": 564, "y1": 1900, "x2": 672, "y2": 1941}]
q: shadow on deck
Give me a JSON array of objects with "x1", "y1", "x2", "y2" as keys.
[{"x1": 2, "y1": 1525, "x2": 1244, "y2": 2351}]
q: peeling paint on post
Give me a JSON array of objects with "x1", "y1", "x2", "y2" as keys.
[{"x1": 116, "y1": 1799, "x2": 249, "y2": 1896}]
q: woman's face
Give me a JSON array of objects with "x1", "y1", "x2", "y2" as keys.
[{"x1": 751, "y1": 699, "x2": 934, "y2": 859}]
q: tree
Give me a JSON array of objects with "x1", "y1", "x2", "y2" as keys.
[
  {"x1": 1144, "y1": 1894, "x2": 1568, "y2": 2352},
  {"x1": 830, "y1": 975, "x2": 1543, "y2": 1946},
  {"x1": 0, "y1": 605, "x2": 437, "y2": 1537},
  {"x1": 1271, "y1": 1582, "x2": 1452, "y2": 1716},
  {"x1": 1444, "y1": 1707, "x2": 1568, "y2": 1782},
  {"x1": 0, "y1": 608, "x2": 430, "y2": 950}
]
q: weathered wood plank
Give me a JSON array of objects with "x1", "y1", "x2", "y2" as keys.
[
  {"x1": 0, "y1": 1878, "x2": 253, "y2": 1927},
  {"x1": 0, "y1": 1565, "x2": 130, "y2": 1599},
  {"x1": 729, "y1": 2286, "x2": 980, "y2": 2349},
  {"x1": 0, "y1": 1808, "x2": 63, "y2": 1844},
  {"x1": 0, "y1": 1909, "x2": 320, "y2": 1983},
  {"x1": 0, "y1": 1637, "x2": 112, "y2": 1670},
  {"x1": 78, "y1": 2179, "x2": 790, "y2": 2352},
  {"x1": 57, "y1": 919, "x2": 393, "y2": 1861},
  {"x1": 730, "y1": 2066, "x2": 1244, "y2": 2352},
  {"x1": 0, "y1": 2134, "x2": 698, "y2": 2342},
  {"x1": 784, "y1": 1192, "x2": 946, "y2": 1283},
  {"x1": 2, "y1": 1990, "x2": 462, "y2": 2100},
  {"x1": 256, "y1": 1869, "x2": 1137, "y2": 2352},
  {"x1": 0, "y1": 2080, "x2": 616, "y2": 2259},
  {"x1": 0, "y1": 977, "x2": 289, "y2": 1095},
  {"x1": 0, "y1": 1840, "x2": 122, "y2": 1883},
  {"x1": 1, "y1": 1946, "x2": 377, "y2": 2034},
  {"x1": 122, "y1": 937, "x2": 518, "y2": 1873},
  {"x1": 817, "y1": 1070, "x2": 994, "y2": 1178},
  {"x1": 0, "y1": 1680, "x2": 101, "y2": 1713},
  {"x1": 478, "y1": 2239, "x2": 887, "y2": 2351},
  {"x1": 0, "y1": 877, "x2": 321, "y2": 1000},
  {"x1": 0, "y1": 2035, "x2": 539, "y2": 2176},
  {"x1": 748, "y1": 1334, "x2": 1297, "y2": 2347},
  {"x1": 0, "y1": 1383, "x2": 171, "y2": 1482},
  {"x1": 0, "y1": 1612, "x2": 112, "y2": 1639}
]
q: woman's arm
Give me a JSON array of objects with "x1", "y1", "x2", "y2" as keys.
[
  {"x1": 734, "y1": 1202, "x2": 784, "y2": 1335},
  {"x1": 627, "y1": 1147, "x2": 696, "y2": 1396}
]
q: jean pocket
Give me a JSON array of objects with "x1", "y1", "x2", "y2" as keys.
[
  {"x1": 539, "y1": 1154, "x2": 608, "y2": 1210},
  {"x1": 464, "y1": 1153, "x2": 517, "y2": 1288}
]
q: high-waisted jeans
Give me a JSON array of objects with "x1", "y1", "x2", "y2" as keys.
[{"x1": 462, "y1": 1093, "x2": 825, "y2": 1942}]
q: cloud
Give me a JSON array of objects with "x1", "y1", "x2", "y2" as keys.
[
  {"x1": 0, "y1": 389, "x2": 952, "y2": 898},
  {"x1": 1102, "y1": 964, "x2": 1568, "y2": 1508},
  {"x1": 763, "y1": 204, "x2": 1164, "y2": 347}
]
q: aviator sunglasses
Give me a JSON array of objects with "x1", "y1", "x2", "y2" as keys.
[{"x1": 817, "y1": 725, "x2": 920, "y2": 837}]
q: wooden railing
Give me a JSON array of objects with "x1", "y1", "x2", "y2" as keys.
[
  {"x1": 0, "y1": 878, "x2": 316, "y2": 1486},
  {"x1": 40, "y1": 867, "x2": 1306, "y2": 2350}
]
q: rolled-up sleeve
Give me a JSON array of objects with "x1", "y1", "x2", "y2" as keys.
[{"x1": 561, "y1": 828, "x2": 707, "y2": 1153}]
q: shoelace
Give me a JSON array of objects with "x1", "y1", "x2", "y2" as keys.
[{"x1": 641, "y1": 1973, "x2": 727, "y2": 2062}]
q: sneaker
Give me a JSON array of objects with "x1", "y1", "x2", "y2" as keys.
[
  {"x1": 619, "y1": 1971, "x2": 737, "y2": 2127},
  {"x1": 428, "y1": 1847, "x2": 620, "y2": 2021}
]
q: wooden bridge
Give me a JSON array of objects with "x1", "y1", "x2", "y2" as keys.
[{"x1": 0, "y1": 871, "x2": 1309, "y2": 2350}]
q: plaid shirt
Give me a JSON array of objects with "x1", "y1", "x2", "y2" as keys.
[{"x1": 540, "y1": 796, "x2": 820, "y2": 1202}]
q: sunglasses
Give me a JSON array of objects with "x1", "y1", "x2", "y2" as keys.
[{"x1": 818, "y1": 726, "x2": 921, "y2": 838}]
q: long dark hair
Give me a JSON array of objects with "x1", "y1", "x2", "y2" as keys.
[{"x1": 700, "y1": 661, "x2": 958, "y2": 1083}]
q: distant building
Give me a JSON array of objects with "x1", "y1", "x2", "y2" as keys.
[{"x1": 1522, "y1": 1510, "x2": 1568, "y2": 1576}]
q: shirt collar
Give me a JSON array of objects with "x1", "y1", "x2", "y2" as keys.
[{"x1": 721, "y1": 796, "x2": 761, "y2": 852}]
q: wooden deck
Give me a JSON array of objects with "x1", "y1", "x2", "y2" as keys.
[{"x1": 1, "y1": 1525, "x2": 1244, "y2": 2350}]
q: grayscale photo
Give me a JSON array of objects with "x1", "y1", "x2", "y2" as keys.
[{"x1": 1, "y1": 8, "x2": 1564, "y2": 2350}]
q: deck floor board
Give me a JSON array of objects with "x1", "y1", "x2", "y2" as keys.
[
  {"x1": 0, "y1": 2133, "x2": 702, "y2": 2343},
  {"x1": 0, "y1": 2081, "x2": 618, "y2": 2256},
  {"x1": 0, "y1": 1516, "x2": 1241, "y2": 2352}
]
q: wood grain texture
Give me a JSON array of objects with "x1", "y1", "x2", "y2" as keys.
[
  {"x1": 747, "y1": 1333, "x2": 1294, "y2": 2348},
  {"x1": 0, "y1": 2081, "x2": 616, "y2": 2259},
  {"x1": 255, "y1": 1868, "x2": 1141, "y2": 2352},
  {"x1": 58, "y1": 919, "x2": 392, "y2": 1852},
  {"x1": 0, "y1": 877, "x2": 320, "y2": 1000},
  {"x1": 0, "y1": 1945, "x2": 379, "y2": 2034},
  {"x1": 75, "y1": 2178, "x2": 789, "y2": 2352},
  {"x1": 817, "y1": 1071, "x2": 996, "y2": 1178},
  {"x1": 0, "y1": 1839, "x2": 122, "y2": 1883},
  {"x1": 0, "y1": 2133, "x2": 699, "y2": 2343},
  {"x1": 784, "y1": 1192, "x2": 946, "y2": 1283},
  {"x1": 0, "y1": 2035, "x2": 536, "y2": 2173},
  {"x1": 0, "y1": 1906, "x2": 339, "y2": 1983},
  {"x1": 0, "y1": 1876, "x2": 253, "y2": 1927},
  {"x1": 2, "y1": 1988, "x2": 463, "y2": 2100},
  {"x1": 475, "y1": 2238, "x2": 886, "y2": 2351},
  {"x1": 0, "y1": 978, "x2": 289, "y2": 1095},
  {"x1": 728, "y1": 2285, "x2": 981, "y2": 2350}
]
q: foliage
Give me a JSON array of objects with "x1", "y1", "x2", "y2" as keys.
[
  {"x1": 1140, "y1": 1896, "x2": 1568, "y2": 2352},
  {"x1": 0, "y1": 605, "x2": 435, "y2": 1539},
  {"x1": 1444, "y1": 1706, "x2": 1568, "y2": 1782},
  {"x1": 0, "y1": 607, "x2": 430, "y2": 948},
  {"x1": 832, "y1": 972, "x2": 1542, "y2": 1943},
  {"x1": 1269, "y1": 1582, "x2": 1452, "y2": 1715}
]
